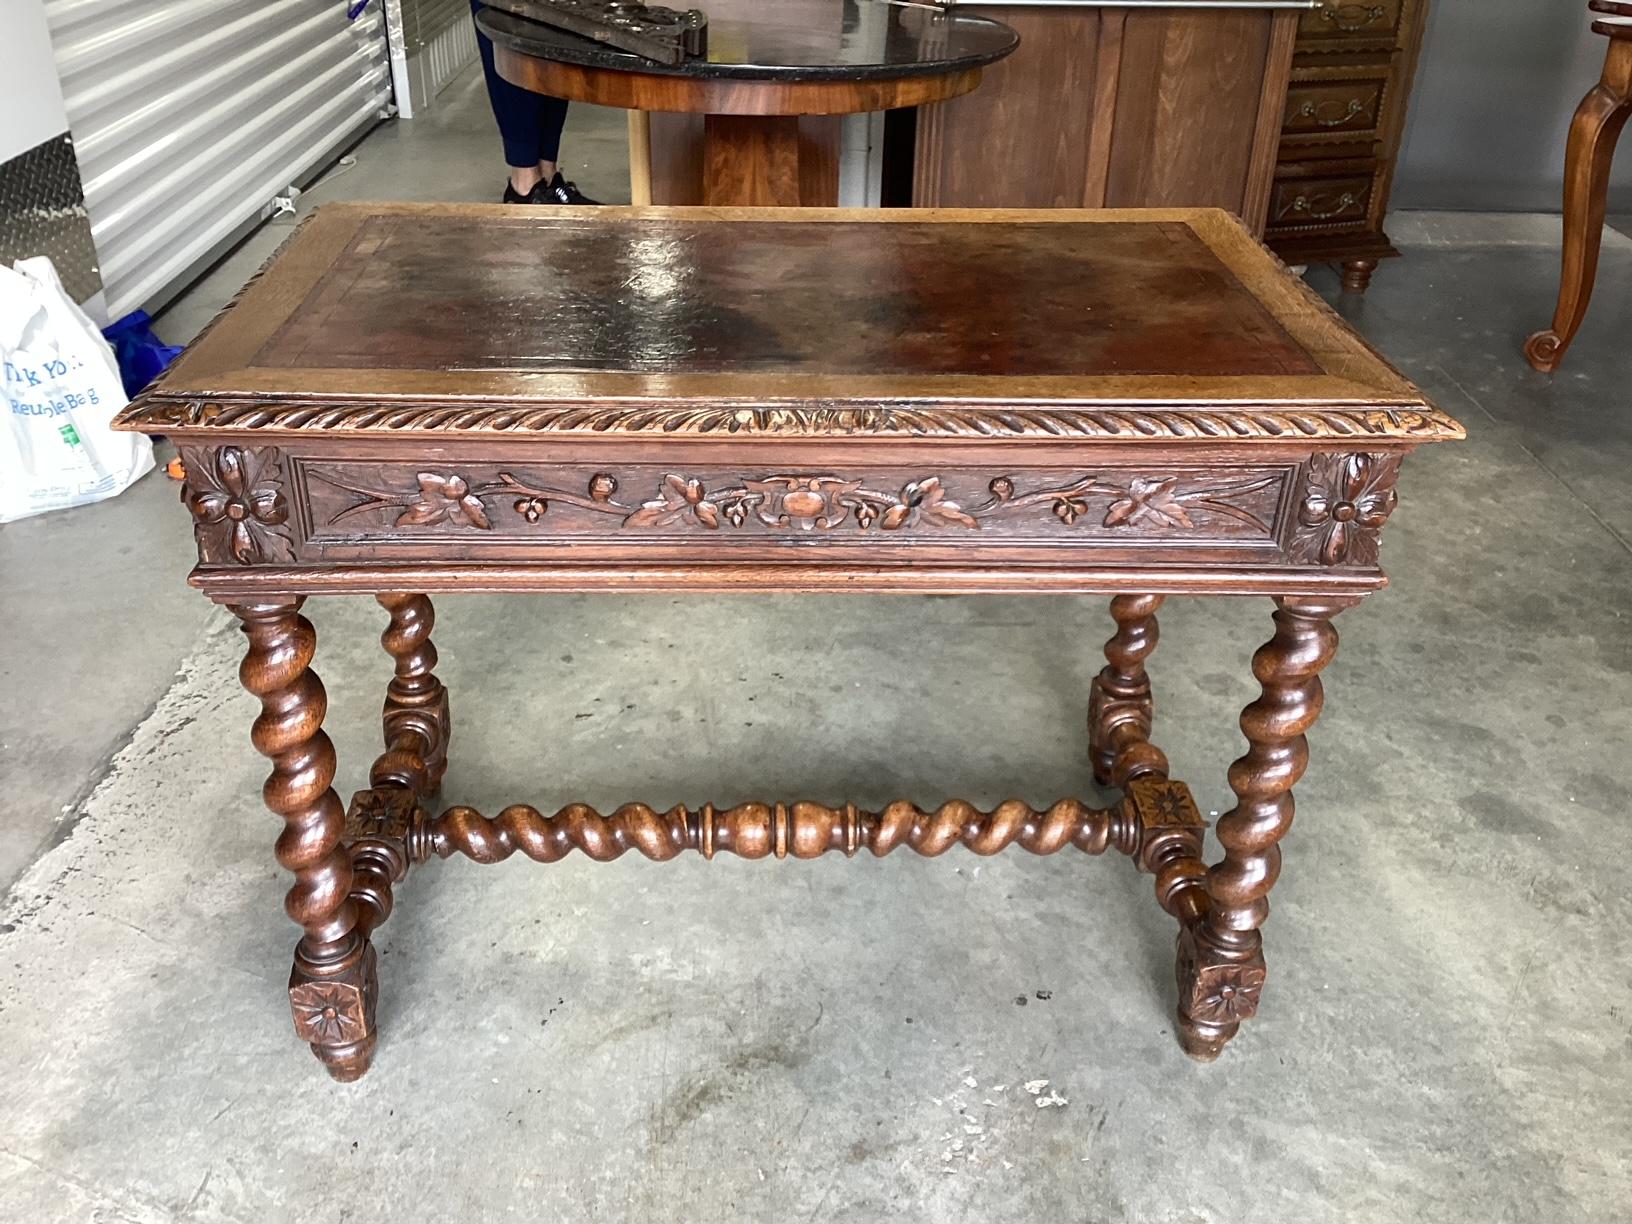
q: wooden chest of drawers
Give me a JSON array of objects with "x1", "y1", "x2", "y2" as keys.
[{"x1": 1266, "y1": 0, "x2": 1431, "y2": 292}]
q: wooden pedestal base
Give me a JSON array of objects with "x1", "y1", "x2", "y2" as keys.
[
  {"x1": 234, "y1": 590, "x2": 1350, "y2": 1080},
  {"x1": 703, "y1": 115, "x2": 838, "y2": 207}
]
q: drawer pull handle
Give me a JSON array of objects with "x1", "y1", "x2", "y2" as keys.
[
  {"x1": 1295, "y1": 97, "x2": 1371, "y2": 128},
  {"x1": 1287, "y1": 192, "x2": 1359, "y2": 221},
  {"x1": 1320, "y1": 2, "x2": 1386, "y2": 31}
]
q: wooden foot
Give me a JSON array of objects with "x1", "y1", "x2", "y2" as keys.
[
  {"x1": 1088, "y1": 594, "x2": 1168, "y2": 788},
  {"x1": 1340, "y1": 258, "x2": 1377, "y2": 294},
  {"x1": 232, "y1": 599, "x2": 378, "y2": 1081},
  {"x1": 1526, "y1": 38, "x2": 1632, "y2": 373},
  {"x1": 1174, "y1": 595, "x2": 1354, "y2": 1060},
  {"x1": 373, "y1": 593, "x2": 450, "y2": 797}
]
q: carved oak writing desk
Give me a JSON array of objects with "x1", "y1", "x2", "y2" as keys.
[{"x1": 115, "y1": 203, "x2": 1463, "y2": 1081}]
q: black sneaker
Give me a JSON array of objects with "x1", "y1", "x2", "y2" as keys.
[
  {"x1": 538, "y1": 171, "x2": 599, "y2": 206},
  {"x1": 501, "y1": 173, "x2": 601, "y2": 205}
]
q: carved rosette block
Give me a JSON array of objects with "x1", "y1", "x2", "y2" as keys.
[
  {"x1": 180, "y1": 446, "x2": 295, "y2": 565},
  {"x1": 344, "y1": 787, "x2": 430, "y2": 936},
  {"x1": 289, "y1": 944, "x2": 378, "y2": 1079},
  {"x1": 1124, "y1": 777, "x2": 1210, "y2": 927},
  {"x1": 1175, "y1": 929, "x2": 1266, "y2": 1061},
  {"x1": 1288, "y1": 453, "x2": 1401, "y2": 567}
]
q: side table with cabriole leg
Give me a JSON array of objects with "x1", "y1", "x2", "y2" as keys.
[{"x1": 1527, "y1": 1, "x2": 1632, "y2": 373}]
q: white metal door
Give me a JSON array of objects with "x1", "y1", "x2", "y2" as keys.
[{"x1": 45, "y1": 0, "x2": 393, "y2": 319}]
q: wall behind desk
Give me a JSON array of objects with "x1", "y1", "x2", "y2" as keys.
[
  {"x1": 0, "y1": 0, "x2": 101, "y2": 307},
  {"x1": 1394, "y1": 0, "x2": 1630, "y2": 212}
]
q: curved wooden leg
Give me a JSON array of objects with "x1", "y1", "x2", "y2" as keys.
[
  {"x1": 1175, "y1": 595, "x2": 1356, "y2": 1061},
  {"x1": 233, "y1": 599, "x2": 377, "y2": 1082},
  {"x1": 1089, "y1": 594, "x2": 1168, "y2": 788},
  {"x1": 1340, "y1": 258, "x2": 1377, "y2": 294},
  {"x1": 373, "y1": 593, "x2": 450, "y2": 797},
  {"x1": 1527, "y1": 40, "x2": 1632, "y2": 373}
]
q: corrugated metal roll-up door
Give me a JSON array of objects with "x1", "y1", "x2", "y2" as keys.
[{"x1": 45, "y1": 0, "x2": 393, "y2": 320}]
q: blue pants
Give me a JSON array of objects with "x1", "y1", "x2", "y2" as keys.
[{"x1": 473, "y1": 1, "x2": 569, "y2": 168}]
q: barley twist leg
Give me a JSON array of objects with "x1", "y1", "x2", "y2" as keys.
[
  {"x1": 373, "y1": 592, "x2": 450, "y2": 797},
  {"x1": 1175, "y1": 595, "x2": 1354, "y2": 1061},
  {"x1": 1089, "y1": 594, "x2": 1168, "y2": 788},
  {"x1": 233, "y1": 599, "x2": 377, "y2": 1082}
]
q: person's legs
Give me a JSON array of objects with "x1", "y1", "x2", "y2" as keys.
[
  {"x1": 473, "y1": 1, "x2": 568, "y2": 196},
  {"x1": 536, "y1": 95, "x2": 570, "y2": 175}
]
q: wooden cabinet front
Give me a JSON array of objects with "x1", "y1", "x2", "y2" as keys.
[{"x1": 911, "y1": 4, "x2": 1299, "y2": 234}]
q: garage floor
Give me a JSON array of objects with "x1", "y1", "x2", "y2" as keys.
[{"x1": 2, "y1": 66, "x2": 1630, "y2": 1224}]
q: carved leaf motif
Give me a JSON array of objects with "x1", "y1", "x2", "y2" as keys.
[
  {"x1": 396, "y1": 502, "x2": 445, "y2": 526},
  {"x1": 390, "y1": 473, "x2": 491, "y2": 529},
  {"x1": 905, "y1": 477, "x2": 978, "y2": 529},
  {"x1": 1103, "y1": 477, "x2": 1194, "y2": 529},
  {"x1": 626, "y1": 473, "x2": 722, "y2": 529}
]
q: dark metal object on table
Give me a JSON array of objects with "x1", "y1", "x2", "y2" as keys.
[{"x1": 485, "y1": 0, "x2": 707, "y2": 66}]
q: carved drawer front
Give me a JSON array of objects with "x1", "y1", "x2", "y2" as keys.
[
  {"x1": 1297, "y1": 0, "x2": 1403, "y2": 44},
  {"x1": 1266, "y1": 173, "x2": 1375, "y2": 234},
  {"x1": 1282, "y1": 78, "x2": 1386, "y2": 143},
  {"x1": 288, "y1": 460, "x2": 1292, "y2": 559}
]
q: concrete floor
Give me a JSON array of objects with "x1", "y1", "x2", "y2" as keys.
[{"x1": 3, "y1": 67, "x2": 1631, "y2": 1223}]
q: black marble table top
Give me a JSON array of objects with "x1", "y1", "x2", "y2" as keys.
[{"x1": 476, "y1": 0, "x2": 1019, "y2": 81}]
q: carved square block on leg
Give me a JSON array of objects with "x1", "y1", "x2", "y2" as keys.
[
  {"x1": 1175, "y1": 928, "x2": 1265, "y2": 1061},
  {"x1": 289, "y1": 944, "x2": 379, "y2": 1081}
]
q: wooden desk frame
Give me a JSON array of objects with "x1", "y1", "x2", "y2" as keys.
[{"x1": 117, "y1": 205, "x2": 1461, "y2": 1080}]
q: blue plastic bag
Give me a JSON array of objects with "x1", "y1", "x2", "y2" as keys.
[{"x1": 101, "y1": 310, "x2": 182, "y2": 400}]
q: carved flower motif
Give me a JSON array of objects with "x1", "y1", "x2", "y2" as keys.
[
  {"x1": 1291, "y1": 453, "x2": 1399, "y2": 566},
  {"x1": 514, "y1": 496, "x2": 549, "y2": 523},
  {"x1": 289, "y1": 981, "x2": 366, "y2": 1045},
  {"x1": 1179, "y1": 940, "x2": 1267, "y2": 1027},
  {"x1": 399, "y1": 473, "x2": 490, "y2": 529},
  {"x1": 181, "y1": 446, "x2": 295, "y2": 565},
  {"x1": 588, "y1": 473, "x2": 618, "y2": 502},
  {"x1": 1104, "y1": 477, "x2": 1195, "y2": 529},
  {"x1": 1191, "y1": 966, "x2": 1265, "y2": 1025}
]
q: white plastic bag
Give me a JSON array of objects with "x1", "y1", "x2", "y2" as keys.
[{"x1": 0, "y1": 257, "x2": 153, "y2": 523}]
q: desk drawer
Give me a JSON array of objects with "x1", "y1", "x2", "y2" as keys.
[
  {"x1": 1282, "y1": 76, "x2": 1388, "y2": 143},
  {"x1": 1298, "y1": 0, "x2": 1403, "y2": 45},
  {"x1": 1266, "y1": 172, "x2": 1375, "y2": 234},
  {"x1": 280, "y1": 458, "x2": 1292, "y2": 560}
]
